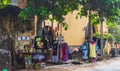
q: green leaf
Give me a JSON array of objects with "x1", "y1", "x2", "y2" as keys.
[{"x1": 0, "y1": 0, "x2": 10, "y2": 9}]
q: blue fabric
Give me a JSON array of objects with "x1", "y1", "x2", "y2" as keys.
[
  {"x1": 96, "y1": 45, "x2": 99, "y2": 54},
  {"x1": 81, "y1": 42, "x2": 89, "y2": 60}
]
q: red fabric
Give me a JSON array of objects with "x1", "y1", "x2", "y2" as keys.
[
  {"x1": 59, "y1": 47, "x2": 63, "y2": 61},
  {"x1": 59, "y1": 43, "x2": 68, "y2": 61}
]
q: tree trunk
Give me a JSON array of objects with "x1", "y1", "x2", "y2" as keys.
[
  {"x1": 36, "y1": 17, "x2": 44, "y2": 36},
  {"x1": 10, "y1": 34, "x2": 16, "y2": 67},
  {"x1": 88, "y1": 11, "x2": 92, "y2": 41},
  {"x1": 88, "y1": 21, "x2": 92, "y2": 41},
  {"x1": 100, "y1": 19, "x2": 104, "y2": 56}
]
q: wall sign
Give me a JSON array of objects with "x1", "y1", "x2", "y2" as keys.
[
  {"x1": 18, "y1": 37, "x2": 22, "y2": 41},
  {"x1": 17, "y1": 36, "x2": 30, "y2": 41}
]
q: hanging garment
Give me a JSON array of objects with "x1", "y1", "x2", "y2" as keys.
[
  {"x1": 89, "y1": 42, "x2": 96, "y2": 58},
  {"x1": 34, "y1": 36, "x2": 43, "y2": 49},
  {"x1": 59, "y1": 45, "x2": 63, "y2": 62},
  {"x1": 42, "y1": 26, "x2": 55, "y2": 49},
  {"x1": 52, "y1": 41, "x2": 59, "y2": 63},
  {"x1": 94, "y1": 25, "x2": 100, "y2": 34},
  {"x1": 81, "y1": 42, "x2": 89, "y2": 60},
  {"x1": 59, "y1": 43, "x2": 68, "y2": 62},
  {"x1": 104, "y1": 46, "x2": 110, "y2": 55},
  {"x1": 96, "y1": 44, "x2": 100, "y2": 59}
]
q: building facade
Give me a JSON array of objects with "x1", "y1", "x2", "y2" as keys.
[{"x1": 12, "y1": 0, "x2": 108, "y2": 48}]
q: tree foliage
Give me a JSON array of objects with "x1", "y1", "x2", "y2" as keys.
[
  {"x1": 19, "y1": 0, "x2": 81, "y2": 30},
  {"x1": 19, "y1": 0, "x2": 120, "y2": 35},
  {"x1": 0, "y1": 0, "x2": 10, "y2": 9},
  {"x1": 77, "y1": 0, "x2": 120, "y2": 25},
  {"x1": 76, "y1": 0, "x2": 120, "y2": 41},
  {"x1": 93, "y1": 33, "x2": 114, "y2": 42},
  {"x1": 108, "y1": 26, "x2": 120, "y2": 43}
]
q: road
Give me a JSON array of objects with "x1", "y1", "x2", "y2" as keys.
[
  {"x1": 15, "y1": 58, "x2": 120, "y2": 71},
  {"x1": 49, "y1": 57, "x2": 120, "y2": 71},
  {"x1": 93, "y1": 61, "x2": 120, "y2": 71},
  {"x1": 71, "y1": 58, "x2": 120, "y2": 71}
]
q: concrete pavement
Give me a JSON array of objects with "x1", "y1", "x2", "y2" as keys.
[{"x1": 15, "y1": 57, "x2": 120, "y2": 71}]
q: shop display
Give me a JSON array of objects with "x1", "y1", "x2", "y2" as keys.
[
  {"x1": 34, "y1": 36, "x2": 43, "y2": 49},
  {"x1": 24, "y1": 57, "x2": 32, "y2": 65},
  {"x1": 89, "y1": 41, "x2": 96, "y2": 62},
  {"x1": 81, "y1": 42, "x2": 89, "y2": 60},
  {"x1": 52, "y1": 41, "x2": 59, "y2": 63},
  {"x1": 32, "y1": 53, "x2": 46, "y2": 62},
  {"x1": 60, "y1": 43, "x2": 68, "y2": 62}
]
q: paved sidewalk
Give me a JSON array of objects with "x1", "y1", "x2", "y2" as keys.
[{"x1": 15, "y1": 57, "x2": 120, "y2": 71}]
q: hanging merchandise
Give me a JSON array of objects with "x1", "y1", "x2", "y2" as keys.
[
  {"x1": 89, "y1": 42, "x2": 96, "y2": 58},
  {"x1": 42, "y1": 26, "x2": 55, "y2": 50},
  {"x1": 32, "y1": 53, "x2": 46, "y2": 62},
  {"x1": 81, "y1": 42, "x2": 89, "y2": 60},
  {"x1": 52, "y1": 41, "x2": 59, "y2": 63},
  {"x1": 89, "y1": 41, "x2": 96, "y2": 62},
  {"x1": 96, "y1": 44, "x2": 100, "y2": 58},
  {"x1": 34, "y1": 36, "x2": 43, "y2": 49},
  {"x1": 60, "y1": 42, "x2": 68, "y2": 62},
  {"x1": 62, "y1": 43, "x2": 68, "y2": 61},
  {"x1": 59, "y1": 46, "x2": 63, "y2": 62}
]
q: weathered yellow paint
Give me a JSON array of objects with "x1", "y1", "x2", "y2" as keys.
[
  {"x1": 62, "y1": 11, "x2": 88, "y2": 45},
  {"x1": 44, "y1": 11, "x2": 88, "y2": 45},
  {"x1": 44, "y1": 11, "x2": 108, "y2": 46}
]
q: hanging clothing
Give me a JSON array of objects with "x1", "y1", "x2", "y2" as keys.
[
  {"x1": 53, "y1": 42, "x2": 59, "y2": 55},
  {"x1": 81, "y1": 42, "x2": 89, "y2": 60},
  {"x1": 59, "y1": 43, "x2": 68, "y2": 62},
  {"x1": 34, "y1": 36, "x2": 43, "y2": 49},
  {"x1": 89, "y1": 42, "x2": 96, "y2": 58},
  {"x1": 52, "y1": 41, "x2": 59, "y2": 63},
  {"x1": 42, "y1": 26, "x2": 55, "y2": 49},
  {"x1": 59, "y1": 45, "x2": 63, "y2": 61}
]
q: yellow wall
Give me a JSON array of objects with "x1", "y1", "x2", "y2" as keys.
[
  {"x1": 62, "y1": 11, "x2": 88, "y2": 45},
  {"x1": 44, "y1": 11, "x2": 89, "y2": 45}
]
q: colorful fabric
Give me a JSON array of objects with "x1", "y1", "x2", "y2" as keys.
[
  {"x1": 59, "y1": 43, "x2": 68, "y2": 61},
  {"x1": 89, "y1": 42, "x2": 96, "y2": 58},
  {"x1": 81, "y1": 42, "x2": 89, "y2": 60},
  {"x1": 59, "y1": 47, "x2": 63, "y2": 61},
  {"x1": 52, "y1": 42, "x2": 59, "y2": 63}
]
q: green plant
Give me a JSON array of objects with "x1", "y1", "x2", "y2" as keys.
[
  {"x1": 19, "y1": 0, "x2": 120, "y2": 36},
  {"x1": 35, "y1": 64, "x2": 39, "y2": 69},
  {"x1": 0, "y1": 0, "x2": 10, "y2": 9},
  {"x1": 93, "y1": 33, "x2": 114, "y2": 41}
]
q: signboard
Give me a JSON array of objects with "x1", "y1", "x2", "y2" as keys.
[
  {"x1": 22, "y1": 36, "x2": 26, "y2": 40},
  {"x1": 18, "y1": 37, "x2": 22, "y2": 41},
  {"x1": 17, "y1": 36, "x2": 30, "y2": 41},
  {"x1": 26, "y1": 36, "x2": 30, "y2": 40},
  {"x1": 11, "y1": 0, "x2": 18, "y2": 6}
]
